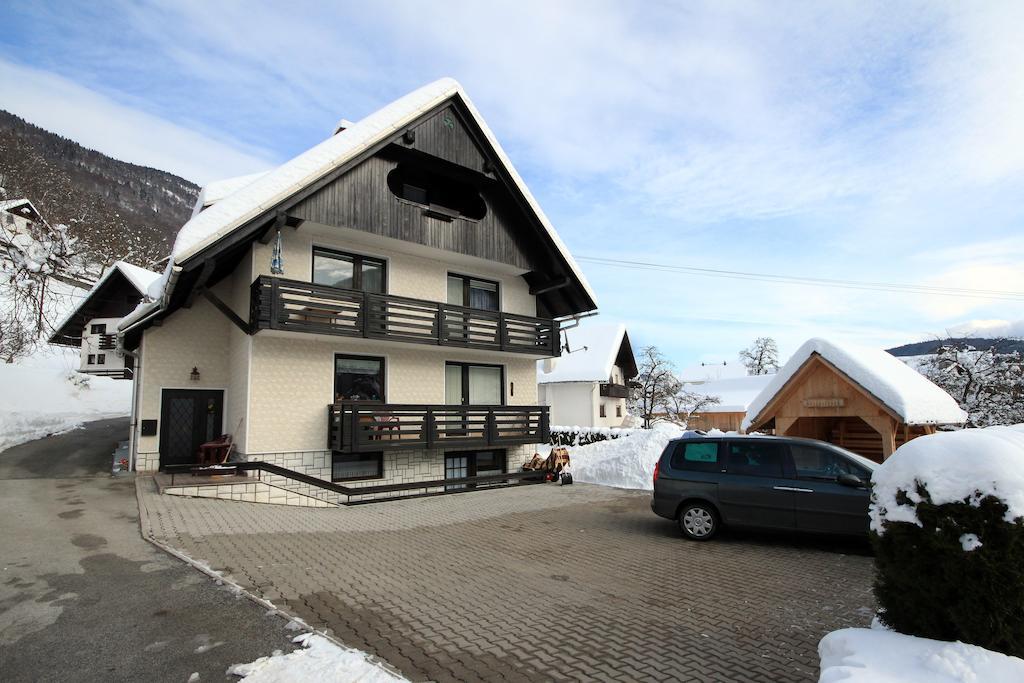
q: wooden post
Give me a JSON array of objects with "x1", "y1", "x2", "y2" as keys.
[
  {"x1": 425, "y1": 407, "x2": 437, "y2": 448},
  {"x1": 775, "y1": 416, "x2": 797, "y2": 436},
  {"x1": 539, "y1": 407, "x2": 550, "y2": 443},
  {"x1": 348, "y1": 406, "x2": 361, "y2": 453},
  {"x1": 270, "y1": 277, "x2": 280, "y2": 329},
  {"x1": 485, "y1": 410, "x2": 498, "y2": 446}
]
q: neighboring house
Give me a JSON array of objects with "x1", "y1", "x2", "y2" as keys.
[
  {"x1": 743, "y1": 338, "x2": 967, "y2": 461},
  {"x1": 537, "y1": 322, "x2": 638, "y2": 427},
  {"x1": 684, "y1": 374, "x2": 774, "y2": 432},
  {"x1": 117, "y1": 78, "x2": 598, "y2": 492},
  {"x1": 49, "y1": 261, "x2": 162, "y2": 379},
  {"x1": 1, "y1": 197, "x2": 99, "y2": 288}
]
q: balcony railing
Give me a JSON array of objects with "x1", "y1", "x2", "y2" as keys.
[
  {"x1": 98, "y1": 334, "x2": 117, "y2": 350},
  {"x1": 328, "y1": 402, "x2": 550, "y2": 453},
  {"x1": 599, "y1": 383, "x2": 631, "y2": 399},
  {"x1": 251, "y1": 276, "x2": 560, "y2": 356}
]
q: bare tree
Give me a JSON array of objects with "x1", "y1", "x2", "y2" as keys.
[
  {"x1": 0, "y1": 212, "x2": 77, "y2": 362},
  {"x1": 739, "y1": 336, "x2": 780, "y2": 375},
  {"x1": 630, "y1": 346, "x2": 678, "y2": 428},
  {"x1": 919, "y1": 340, "x2": 1024, "y2": 427},
  {"x1": 661, "y1": 377, "x2": 722, "y2": 427}
]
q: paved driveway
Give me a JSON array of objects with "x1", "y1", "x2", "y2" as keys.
[
  {"x1": 0, "y1": 419, "x2": 300, "y2": 682},
  {"x1": 139, "y1": 479, "x2": 875, "y2": 682}
]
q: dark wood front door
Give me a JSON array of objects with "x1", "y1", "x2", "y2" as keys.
[{"x1": 159, "y1": 389, "x2": 224, "y2": 469}]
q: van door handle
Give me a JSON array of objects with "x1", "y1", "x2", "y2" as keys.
[{"x1": 773, "y1": 486, "x2": 813, "y2": 493}]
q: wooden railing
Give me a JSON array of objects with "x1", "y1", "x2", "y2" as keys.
[
  {"x1": 251, "y1": 276, "x2": 559, "y2": 355},
  {"x1": 599, "y1": 383, "x2": 631, "y2": 399},
  {"x1": 327, "y1": 402, "x2": 550, "y2": 453},
  {"x1": 98, "y1": 334, "x2": 117, "y2": 350}
]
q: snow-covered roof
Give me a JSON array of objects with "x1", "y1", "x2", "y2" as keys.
[
  {"x1": 686, "y1": 374, "x2": 775, "y2": 413},
  {"x1": 0, "y1": 197, "x2": 43, "y2": 224},
  {"x1": 678, "y1": 361, "x2": 748, "y2": 382},
  {"x1": 538, "y1": 322, "x2": 631, "y2": 383},
  {"x1": 50, "y1": 261, "x2": 162, "y2": 344},
  {"x1": 191, "y1": 171, "x2": 270, "y2": 217},
  {"x1": 743, "y1": 338, "x2": 968, "y2": 430},
  {"x1": 161, "y1": 77, "x2": 596, "y2": 311}
]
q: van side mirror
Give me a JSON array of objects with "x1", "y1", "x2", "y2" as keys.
[{"x1": 837, "y1": 472, "x2": 864, "y2": 488}]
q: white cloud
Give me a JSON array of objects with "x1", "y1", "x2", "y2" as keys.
[
  {"x1": 947, "y1": 319, "x2": 1024, "y2": 339},
  {"x1": 0, "y1": 59, "x2": 275, "y2": 184}
]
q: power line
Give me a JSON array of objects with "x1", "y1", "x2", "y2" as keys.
[{"x1": 575, "y1": 256, "x2": 1024, "y2": 302}]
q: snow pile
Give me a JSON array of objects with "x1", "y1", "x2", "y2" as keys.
[
  {"x1": 566, "y1": 422, "x2": 684, "y2": 490},
  {"x1": 228, "y1": 632, "x2": 407, "y2": 682},
  {"x1": 819, "y1": 628, "x2": 1024, "y2": 683},
  {"x1": 0, "y1": 347, "x2": 131, "y2": 452},
  {"x1": 743, "y1": 337, "x2": 967, "y2": 430},
  {"x1": 870, "y1": 424, "x2": 1024, "y2": 534}
]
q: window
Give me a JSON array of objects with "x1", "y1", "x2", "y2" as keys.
[
  {"x1": 90, "y1": 323, "x2": 106, "y2": 335},
  {"x1": 616, "y1": 404, "x2": 622, "y2": 418},
  {"x1": 312, "y1": 248, "x2": 385, "y2": 293},
  {"x1": 387, "y1": 163, "x2": 487, "y2": 220},
  {"x1": 87, "y1": 354, "x2": 96, "y2": 365},
  {"x1": 790, "y1": 444, "x2": 870, "y2": 481},
  {"x1": 671, "y1": 441, "x2": 720, "y2": 472},
  {"x1": 331, "y1": 452, "x2": 383, "y2": 481},
  {"x1": 97, "y1": 354, "x2": 106, "y2": 365},
  {"x1": 599, "y1": 404, "x2": 606, "y2": 418},
  {"x1": 725, "y1": 441, "x2": 786, "y2": 478},
  {"x1": 445, "y1": 362, "x2": 503, "y2": 405},
  {"x1": 445, "y1": 450, "x2": 506, "y2": 490},
  {"x1": 334, "y1": 355, "x2": 384, "y2": 402},
  {"x1": 447, "y1": 273, "x2": 499, "y2": 311}
]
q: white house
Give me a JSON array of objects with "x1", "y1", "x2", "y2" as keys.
[
  {"x1": 113, "y1": 78, "x2": 599, "y2": 497},
  {"x1": 537, "y1": 322, "x2": 638, "y2": 428},
  {"x1": 48, "y1": 261, "x2": 162, "y2": 379}
]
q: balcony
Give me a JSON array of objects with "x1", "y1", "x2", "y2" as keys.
[
  {"x1": 251, "y1": 276, "x2": 559, "y2": 356},
  {"x1": 97, "y1": 334, "x2": 117, "y2": 350},
  {"x1": 328, "y1": 402, "x2": 550, "y2": 453},
  {"x1": 599, "y1": 382, "x2": 631, "y2": 399}
]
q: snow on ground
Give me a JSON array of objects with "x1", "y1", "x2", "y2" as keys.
[
  {"x1": 555, "y1": 422, "x2": 685, "y2": 490},
  {"x1": 818, "y1": 627, "x2": 1024, "y2": 683},
  {"x1": 0, "y1": 345, "x2": 131, "y2": 452},
  {"x1": 228, "y1": 632, "x2": 407, "y2": 682},
  {"x1": 870, "y1": 424, "x2": 1024, "y2": 533}
]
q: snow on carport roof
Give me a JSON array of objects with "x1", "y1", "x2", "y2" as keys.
[
  {"x1": 537, "y1": 322, "x2": 628, "y2": 383},
  {"x1": 742, "y1": 337, "x2": 967, "y2": 430},
  {"x1": 686, "y1": 374, "x2": 775, "y2": 413}
]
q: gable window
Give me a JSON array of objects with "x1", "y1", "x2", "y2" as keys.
[
  {"x1": 90, "y1": 323, "x2": 106, "y2": 335},
  {"x1": 87, "y1": 354, "x2": 96, "y2": 365},
  {"x1": 334, "y1": 355, "x2": 385, "y2": 403},
  {"x1": 447, "y1": 274, "x2": 499, "y2": 312},
  {"x1": 616, "y1": 404, "x2": 622, "y2": 418},
  {"x1": 599, "y1": 404, "x2": 606, "y2": 418},
  {"x1": 386, "y1": 163, "x2": 486, "y2": 221},
  {"x1": 332, "y1": 451, "x2": 383, "y2": 481},
  {"x1": 97, "y1": 354, "x2": 106, "y2": 365},
  {"x1": 313, "y1": 248, "x2": 385, "y2": 293}
]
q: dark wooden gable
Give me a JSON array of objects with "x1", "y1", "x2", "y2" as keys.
[
  {"x1": 404, "y1": 105, "x2": 489, "y2": 172},
  {"x1": 288, "y1": 102, "x2": 550, "y2": 273},
  {"x1": 50, "y1": 270, "x2": 145, "y2": 346}
]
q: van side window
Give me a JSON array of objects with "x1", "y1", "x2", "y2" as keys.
[
  {"x1": 725, "y1": 441, "x2": 785, "y2": 478},
  {"x1": 670, "y1": 442, "x2": 720, "y2": 472},
  {"x1": 790, "y1": 444, "x2": 870, "y2": 481}
]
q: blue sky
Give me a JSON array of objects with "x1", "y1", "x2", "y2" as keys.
[{"x1": 2, "y1": 1, "x2": 1023, "y2": 369}]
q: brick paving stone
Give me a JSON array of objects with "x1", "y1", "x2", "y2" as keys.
[{"x1": 137, "y1": 477, "x2": 874, "y2": 682}]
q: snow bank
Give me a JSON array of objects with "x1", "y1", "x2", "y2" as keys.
[
  {"x1": 819, "y1": 628, "x2": 1024, "y2": 683},
  {"x1": 228, "y1": 632, "x2": 406, "y2": 682},
  {"x1": 870, "y1": 425, "x2": 1024, "y2": 534},
  {"x1": 566, "y1": 422, "x2": 684, "y2": 490},
  {"x1": 0, "y1": 348, "x2": 130, "y2": 452},
  {"x1": 743, "y1": 338, "x2": 967, "y2": 430}
]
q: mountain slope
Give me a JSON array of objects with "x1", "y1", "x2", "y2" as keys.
[
  {"x1": 0, "y1": 110, "x2": 199, "y2": 266},
  {"x1": 887, "y1": 337, "x2": 1024, "y2": 356}
]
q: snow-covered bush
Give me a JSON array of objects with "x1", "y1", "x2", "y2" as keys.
[
  {"x1": 870, "y1": 425, "x2": 1024, "y2": 657},
  {"x1": 549, "y1": 426, "x2": 637, "y2": 447}
]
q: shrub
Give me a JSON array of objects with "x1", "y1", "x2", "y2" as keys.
[
  {"x1": 549, "y1": 427, "x2": 634, "y2": 447},
  {"x1": 872, "y1": 482, "x2": 1024, "y2": 657}
]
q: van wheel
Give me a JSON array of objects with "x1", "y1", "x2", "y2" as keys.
[{"x1": 678, "y1": 503, "x2": 719, "y2": 541}]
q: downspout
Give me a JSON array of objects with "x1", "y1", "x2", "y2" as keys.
[{"x1": 121, "y1": 346, "x2": 140, "y2": 472}]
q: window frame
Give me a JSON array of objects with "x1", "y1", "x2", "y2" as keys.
[
  {"x1": 670, "y1": 440, "x2": 722, "y2": 472},
  {"x1": 599, "y1": 404, "x2": 606, "y2": 418},
  {"x1": 789, "y1": 443, "x2": 871, "y2": 482},
  {"x1": 444, "y1": 449, "x2": 507, "y2": 480},
  {"x1": 97, "y1": 353, "x2": 106, "y2": 365},
  {"x1": 723, "y1": 439, "x2": 789, "y2": 479},
  {"x1": 447, "y1": 272, "x2": 501, "y2": 312},
  {"x1": 90, "y1": 323, "x2": 106, "y2": 335},
  {"x1": 333, "y1": 353, "x2": 386, "y2": 404},
  {"x1": 87, "y1": 354, "x2": 96, "y2": 365},
  {"x1": 331, "y1": 451, "x2": 384, "y2": 482},
  {"x1": 312, "y1": 247, "x2": 387, "y2": 293},
  {"x1": 444, "y1": 361, "x2": 505, "y2": 406}
]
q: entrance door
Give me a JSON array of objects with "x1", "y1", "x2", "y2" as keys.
[{"x1": 159, "y1": 389, "x2": 224, "y2": 468}]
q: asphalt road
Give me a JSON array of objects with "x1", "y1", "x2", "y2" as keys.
[{"x1": 0, "y1": 419, "x2": 298, "y2": 682}]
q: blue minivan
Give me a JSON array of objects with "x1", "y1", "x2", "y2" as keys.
[{"x1": 651, "y1": 434, "x2": 876, "y2": 541}]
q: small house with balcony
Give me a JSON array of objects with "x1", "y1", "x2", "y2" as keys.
[
  {"x1": 48, "y1": 261, "x2": 161, "y2": 379},
  {"x1": 117, "y1": 78, "x2": 598, "y2": 496},
  {"x1": 537, "y1": 322, "x2": 637, "y2": 428}
]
